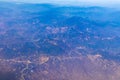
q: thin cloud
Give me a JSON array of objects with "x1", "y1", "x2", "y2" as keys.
[{"x1": 0, "y1": 0, "x2": 120, "y2": 6}]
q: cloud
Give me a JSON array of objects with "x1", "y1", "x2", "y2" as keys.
[
  {"x1": 3, "y1": 0, "x2": 120, "y2": 4},
  {"x1": 0, "y1": 0, "x2": 120, "y2": 6}
]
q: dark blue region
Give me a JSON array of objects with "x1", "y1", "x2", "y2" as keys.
[{"x1": 0, "y1": 1, "x2": 120, "y2": 60}]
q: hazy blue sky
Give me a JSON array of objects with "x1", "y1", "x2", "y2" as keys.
[{"x1": 0, "y1": 0, "x2": 120, "y2": 6}]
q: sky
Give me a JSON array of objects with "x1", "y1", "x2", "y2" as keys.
[{"x1": 0, "y1": 0, "x2": 120, "y2": 6}]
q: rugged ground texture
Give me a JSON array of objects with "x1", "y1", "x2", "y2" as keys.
[
  {"x1": 0, "y1": 2, "x2": 120, "y2": 80},
  {"x1": 0, "y1": 54, "x2": 120, "y2": 80}
]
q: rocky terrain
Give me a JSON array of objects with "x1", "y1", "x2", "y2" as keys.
[{"x1": 0, "y1": 2, "x2": 120, "y2": 80}]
